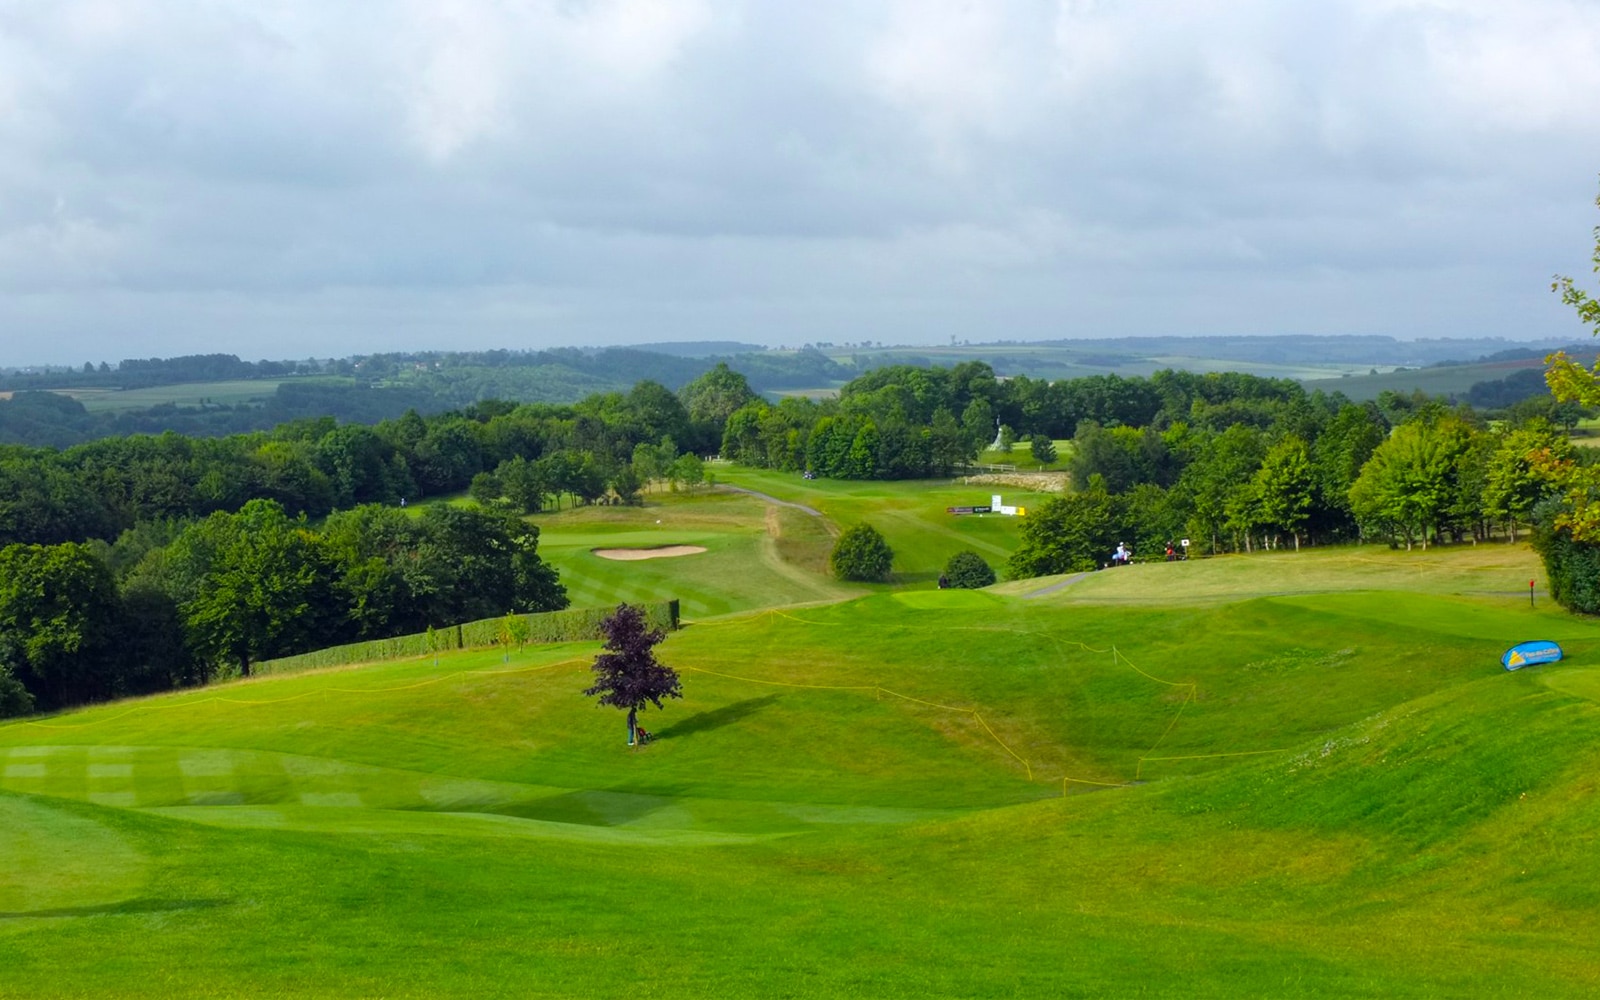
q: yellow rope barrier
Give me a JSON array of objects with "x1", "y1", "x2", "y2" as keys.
[
  {"x1": 1063, "y1": 775, "x2": 1133, "y2": 795},
  {"x1": 1139, "y1": 749, "x2": 1293, "y2": 764}
]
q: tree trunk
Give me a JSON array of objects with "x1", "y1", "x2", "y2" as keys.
[
  {"x1": 1293, "y1": 532, "x2": 1301, "y2": 552},
  {"x1": 627, "y1": 706, "x2": 638, "y2": 746},
  {"x1": 240, "y1": 654, "x2": 252, "y2": 679}
]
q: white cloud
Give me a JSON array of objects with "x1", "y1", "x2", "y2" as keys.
[{"x1": 0, "y1": 0, "x2": 1598, "y2": 362}]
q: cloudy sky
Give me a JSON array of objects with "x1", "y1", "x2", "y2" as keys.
[{"x1": 3, "y1": 0, "x2": 1600, "y2": 365}]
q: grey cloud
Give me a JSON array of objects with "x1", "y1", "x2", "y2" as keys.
[{"x1": 1, "y1": 0, "x2": 1599, "y2": 364}]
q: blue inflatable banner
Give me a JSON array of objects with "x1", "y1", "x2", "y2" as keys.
[{"x1": 1502, "y1": 640, "x2": 1563, "y2": 671}]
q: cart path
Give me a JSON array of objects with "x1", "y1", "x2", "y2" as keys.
[
  {"x1": 716, "y1": 485, "x2": 824, "y2": 518},
  {"x1": 1020, "y1": 572, "x2": 1091, "y2": 599}
]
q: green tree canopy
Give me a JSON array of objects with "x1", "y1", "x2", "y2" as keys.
[
  {"x1": 1008, "y1": 486, "x2": 1119, "y2": 578},
  {"x1": 1547, "y1": 183, "x2": 1600, "y2": 404},
  {"x1": 584, "y1": 603, "x2": 681, "y2": 746},
  {"x1": 944, "y1": 550, "x2": 996, "y2": 589},
  {"x1": 1348, "y1": 416, "x2": 1479, "y2": 550},
  {"x1": 679, "y1": 363, "x2": 759, "y2": 427},
  {"x1": 1030, "y1": 434, "x2": 1058, "y2": 465},
  {"x1": 164, "y1": 500, "x2": 336, "y2": 677},
  {"x1": 0, "y1": 542, "x2": 120, "y2": 707},
  {"x1": 1253, "y1": 435, "x2": 1315, "y2": 550},
  {"x1": 830, "y1": 523, "x2": 894, "y2": 582}
]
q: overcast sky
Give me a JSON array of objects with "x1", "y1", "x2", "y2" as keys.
[{"x1": 3, "y1": 0, "x2": 1600, "y2": 365}]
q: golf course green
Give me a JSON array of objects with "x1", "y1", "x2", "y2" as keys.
[{"x1": 5, "y1": 480, "x2": 1600, "y2": 996}]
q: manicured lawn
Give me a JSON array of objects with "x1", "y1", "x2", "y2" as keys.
[
  {"x1": 533, "y1": 489, "x2": 855, "y2": 619},
  {"x1": 7, "y1": 543, "x2": 1600, "y2": 995}
]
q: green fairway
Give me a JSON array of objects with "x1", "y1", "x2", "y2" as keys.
[
  {"x1": 530, "y1": 474, "x2": 1053, "y2": 617},
  {"x1": 8, "y1": 542, "x2": 1600, "y2": 995},
  {"x1": 533, "y1": 489, "x2": 855, "y2": 618},
  {"x1": 710, "y1": 468, "x2": 1054, "y2": 586}
]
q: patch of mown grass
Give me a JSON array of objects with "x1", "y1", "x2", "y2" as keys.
[{"x1": 7, "y1": 552, "x2": 1600, "y2": 995}]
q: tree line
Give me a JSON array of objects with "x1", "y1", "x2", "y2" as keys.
[
  {"x1": 0, "y1": 348, "x2": 850, "y2": 449},
  {"x1": 0, "y1": 365, "x2": 763, "y2": 550},
  {"x1": 0, "y1": 500, "x2": 566, "y2": 718},
  {"x1": 1010, "y1": 407, "x2": 1576, "y2": 578}
]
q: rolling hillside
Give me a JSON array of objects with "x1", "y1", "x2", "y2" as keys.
[{"x1": 5, "y1": 544, "x2": 1600, "y2": 995}]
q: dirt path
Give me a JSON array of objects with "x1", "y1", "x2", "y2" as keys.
[{"x1": 759, "y1": 507, "x2": 848, "y2": 601}]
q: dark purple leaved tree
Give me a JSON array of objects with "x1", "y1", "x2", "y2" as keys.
[{"x1": 585, "y1": 604, "x2": 682, "y2": 745}]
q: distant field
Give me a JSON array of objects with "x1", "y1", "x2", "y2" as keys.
[
  {"x1": 47, "y1": 377, "x2": 354, "y2": 413},
  {"x1": 820, "y1": 343, "x2": 1387, "y2": 382},
  {"x1": 1301, "y1": 356, "x2": 1546, "y2": 401},
  {"x1": 7, "y1": 543, "x2": 1600, "y2": 995}
]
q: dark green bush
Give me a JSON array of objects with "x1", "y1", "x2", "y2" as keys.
[
  {"x1": 1532, "y1": 525, "x2": 1600, "y2": 614},
  {"x1": 830, "y1": 523, "x2": 894, "y2": 582},
  {"x1": 944, "y1": 550, "x2": 996, "y2": 589}
]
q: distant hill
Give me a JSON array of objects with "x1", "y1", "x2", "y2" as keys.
[{"x1": 625, "y1": 341, "x2": 765, "y2": 357}]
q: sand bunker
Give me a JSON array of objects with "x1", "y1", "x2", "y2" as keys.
[{"x1": 592, "y1": 545, "x2": 707, "y2": 561}]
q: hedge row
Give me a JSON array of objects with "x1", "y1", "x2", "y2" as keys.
[
  {"x1": 256, "y1": 600, "x2": 680, "y2": 676},
  {"x1": 1532, "y1": 527, "x2": 1600, "y2": 614}
]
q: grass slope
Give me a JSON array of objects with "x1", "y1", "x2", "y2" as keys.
[{"x1": 6, "y1": 546, "x2": 1600, "y2": 995}]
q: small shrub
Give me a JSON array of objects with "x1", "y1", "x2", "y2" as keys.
[
  {"x1": 0, "y1": 661, "x2": 34, "y2": 719},
  {"x1": 1030, "y1": 435, "x2": 1057, "y2": 464},
  {"x1": 830, "y1": 523, "x2": 894, "y2": 582},
  {"x1": 944, "y1": 550, "x2": 996, "y2": 589}
]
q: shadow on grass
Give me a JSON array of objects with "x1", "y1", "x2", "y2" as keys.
[
  {"x1": 0, "y1": 897, "x2": 229, "y2": 920},
  {"x1": 489, "y1": 789, "x2": 671, "y2": 827},
  {"x1": 657, "y1": 695, "x2": 780, "y2": 740}
]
